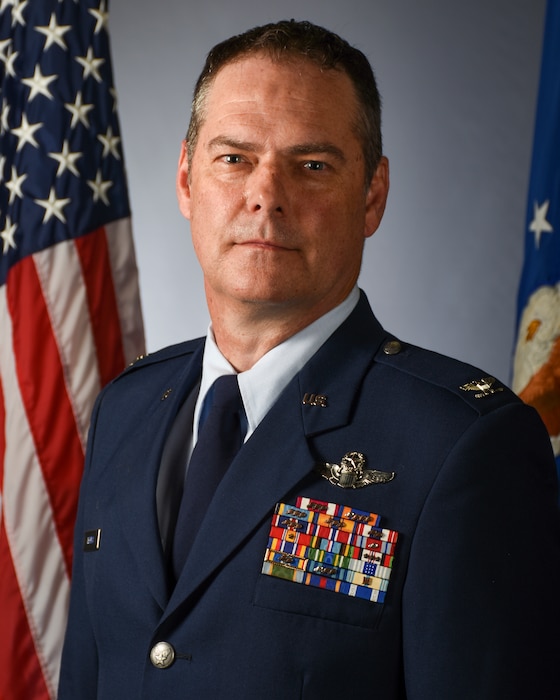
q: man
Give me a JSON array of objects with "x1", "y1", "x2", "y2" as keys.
[{"x1": 58, "y1": 20, "x2": 560, "y2": 699}]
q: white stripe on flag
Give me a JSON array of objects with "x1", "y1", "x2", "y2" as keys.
[
  {"x1": 0, "y1": 285, "x2": 70, "y2": 699},
  {"x1": 105, "y1": 218, "x2": 145, "y2": 363},
  {"x1": 34, "y1": 242, "x2": 101, "y2": 451}
]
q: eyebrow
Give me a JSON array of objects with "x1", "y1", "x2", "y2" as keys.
[
  {"x1": 207, "y1": 136, "x2": 346, "y2": 162},
  {"x1": 207, "y1": 137, "x2": 258, "y2": 152},
  {"x1": 287, "y1": 142, "x2": 346, "y2": 162}
]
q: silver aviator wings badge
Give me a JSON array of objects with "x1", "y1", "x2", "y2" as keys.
[{"x1": 316, "y1": 451, "x2": 395, "y2": 489}]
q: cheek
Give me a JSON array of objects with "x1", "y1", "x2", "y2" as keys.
[
  {"x1": 193, "y1": 182, "x2": 242, "y2": 227},
  {"x1": 307, "y1": 199, "x2": 363, "y2": 249},
  {"x1": 189, "y1": 229, "x2": 207, "y2": 269}
]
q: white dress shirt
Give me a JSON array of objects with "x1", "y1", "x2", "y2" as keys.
[{"x1": 193, "y1": 286, "x2": 360, "y2": 446}]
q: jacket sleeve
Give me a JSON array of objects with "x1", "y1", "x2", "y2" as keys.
[
  {"x1": 57, "y1": 393, "x2": 104, "y2": 700},
  {"x1": 402, "y1": 401, "x2": 560, "y2": 699}
]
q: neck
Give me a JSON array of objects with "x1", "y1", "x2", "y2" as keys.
[{"x1": 207, "y1": 295, "x2": 337, "y2": 372}]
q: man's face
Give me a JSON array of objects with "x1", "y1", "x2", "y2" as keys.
[{"x1": 177, "y1": 54, "x2": 389, "y2": 323}]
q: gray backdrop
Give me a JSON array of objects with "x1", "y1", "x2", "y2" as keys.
[{"x1": 109, "y1": 0, "x2": 546, "y2": 384}]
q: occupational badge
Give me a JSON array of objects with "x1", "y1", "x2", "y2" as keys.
[{"x1": 316, "y1": 451, "x2": 395, "y2": 488}]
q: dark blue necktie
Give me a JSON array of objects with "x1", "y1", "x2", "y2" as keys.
[{"x1": 172, "y1": 374, "x2": 244, "y2": 580}]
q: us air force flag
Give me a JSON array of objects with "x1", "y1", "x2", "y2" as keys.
[{"x1": 512, "y1": 0, "x2": 560, "y2": 479}]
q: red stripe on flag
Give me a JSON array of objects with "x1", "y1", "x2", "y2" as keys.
[
  {"x1": 0, "y1": 526, "x2": 50, "y2": 700},
  {"x1": 75, "y1": 227, "x2": 126, "y2": 387},
  {"x1": 0, "y1": 374, "x2": 4, "y2": 492},
  {"x1": 7, "y1": 258, "x2": 84, "y2": 574}
]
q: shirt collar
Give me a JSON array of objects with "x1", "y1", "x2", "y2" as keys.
[{"x1": 195, "y1": 286, "x2": 360, "y2": 441}]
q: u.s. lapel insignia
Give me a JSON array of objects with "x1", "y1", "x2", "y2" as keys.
[
  {"x1": 302, "y1": 393, "x2": 328, "y2": 407},
  {"x1": 316, "y1": 451, "x2": 395, "y2": 488},
  {"x1": 459, "y1": 376, "x2": 504, "y2": 399}
]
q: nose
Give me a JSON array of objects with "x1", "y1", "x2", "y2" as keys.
[{"x1": 244, "y1": 163, "x2": 286, "y2": 215}]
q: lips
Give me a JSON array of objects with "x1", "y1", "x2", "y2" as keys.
[
  {"x1": 238, "y1": 239, "x2": 293, "y2": 250},
  {"x1": 230, "y1": 221, "x2": 299, "y2": 251}
]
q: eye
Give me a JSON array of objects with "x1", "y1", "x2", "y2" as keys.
[
  {"x1": 223, "y1": 154, "x2": 243, "y2": 164},
  {"x1": 303, "y1": 160, "x2": 326, "y2": 171}
]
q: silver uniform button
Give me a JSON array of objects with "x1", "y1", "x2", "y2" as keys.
[
  {"x1": 383, "y1": 340, "x2": 402, "y2": 356},
  {"x1": 150, "y1": 641, "x2": 175, "y2": 669}
]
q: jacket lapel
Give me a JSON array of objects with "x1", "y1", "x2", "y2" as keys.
[
  {"x1": 165, "y1": 293, "x2": 388, "y2": 614},
  {"x1": 116, "y1": 343, "x2": 204, "y2": 609},
  {"x1": 166, "y1": 376, "x2": 314, "y2": 613}
]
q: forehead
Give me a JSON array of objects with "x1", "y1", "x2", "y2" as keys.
[{"x1": 201, "y1": 54, "x2": 360, "y2": 136}]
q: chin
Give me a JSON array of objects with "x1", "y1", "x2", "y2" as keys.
[
  {"x1": 229, "y1": 277, "x2": 296, "y2": 303},
  {"x1": 237, "y1": 292, "x2": 294, "y2": 306}
]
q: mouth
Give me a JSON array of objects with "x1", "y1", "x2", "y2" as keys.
[{"x1": 237, "y1": 239, "x2": 295, "y2": 252}]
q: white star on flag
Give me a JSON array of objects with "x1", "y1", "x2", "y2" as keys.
[
  {"x1": 12, "y1": 112, "x2": 43, "y2": 150},
  {"x1": 3, "y1": 44, "x2": 17, "y2": 76},
  {"x1": 34, "y1": 186, "x2": 71, "y2": 223},
  {"x1": 529, "y1": 199, "x2": 554, "y2": 248},
  {"x1": 75, "y1": 46, "x2": 104, "y2": 82},
  {"x1": 64, "y1": 90, "x2": 94, "y2": 128},
  {"x1": 35, "y1": 12, "x2": 71, "y2": 50},
  {"x1": 11, "y1": 0, "x2": 27, "y2": 28},
  {"x1": 5, "y1": 165, "x2": 26, "y2": 203},
  {"x1": 1, "y1": 99, "x2": 9, "y2": 131},
  {"x1": 0, "y1": 215, "x2": 16, "y2": 253},
  {"x1": 87, "y1": 169, "x2": 112, "y2": 205},
  {"x1": 0, "y1": 36, "x2": 10, "y2": 59},
  {"x1": 89, "y1": 0, "x2": 108, "y2": 34},
  {"x1": 98, "y1": 125, "x2": 121, "y2": 159},
  {"x1": 21, "y1": 64, "x2": 57, "y2": 101},
  {"x1": 48, "y1": 139, "x2": 82, "y2": 177}
]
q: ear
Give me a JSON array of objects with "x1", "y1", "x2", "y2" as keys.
[
  {"x1": 176, "y1": 140, "x2": 192, "y2": 220},
  {"x1": 364, "y1": 156, "x2": 389, "y2": 238}
]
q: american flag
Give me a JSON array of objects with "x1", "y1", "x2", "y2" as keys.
[
  {"x1": 0, "y1": 1, "x2": 145, "y2": 697},
  {"x1": 512, "y1": 0, "x2": 560, "y2": 487}
]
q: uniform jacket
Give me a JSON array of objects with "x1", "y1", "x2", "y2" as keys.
[{"x1": 58, "y1": 292, "x2": 560, "y2": 699}]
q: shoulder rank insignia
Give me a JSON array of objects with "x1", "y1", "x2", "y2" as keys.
[
  {"x1": 128, "y1": 353, "x2": 148, "y2": 367},
  {"x1": 459, "y1": 376, "x2": 504, "y2": 399},
  {"x1": 316, "y1": 451, "x2": 395, "y2": 489}
]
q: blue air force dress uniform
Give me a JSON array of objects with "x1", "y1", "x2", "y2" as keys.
[{"x1": 58, "y1": 292, "x2": 560, "y2": 699}]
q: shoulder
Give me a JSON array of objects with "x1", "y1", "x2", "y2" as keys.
[
  {"x1": 120, "y1": 337, "x2": 204, "y2": 377},
  {"x1": 373, "y1": 335, "x2": 520, "y2": 417},
  {"x1": 86, "y1": 337, "x2": 205, "y2": 435},
  {"x1": 97, "y1": 337, "x2": 205, "y2": 402}
]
